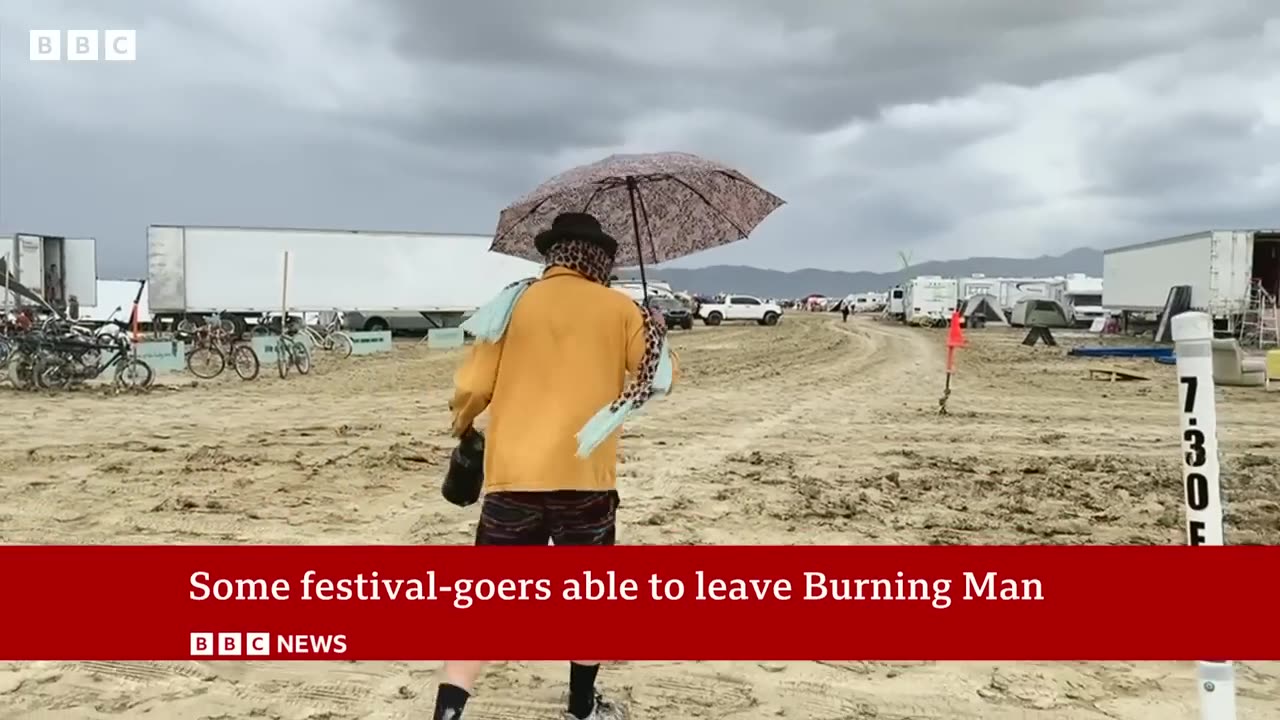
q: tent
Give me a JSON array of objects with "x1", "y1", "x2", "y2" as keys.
[
  {"x1": 962, "y1": 294, "x2": 1008, "y2": 325},
  {"x1": 1010, "y1": 298, "x2": 1070, "y2": 328}
]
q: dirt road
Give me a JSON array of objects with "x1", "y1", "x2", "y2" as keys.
[{"x1": 1, "y1": 314, "x2": 1276, "y2": 718}]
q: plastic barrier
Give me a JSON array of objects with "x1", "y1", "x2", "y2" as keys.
[
  {"x1": 427, "y1": 328, "x2": 465, "y2": 349},
  {"x1": 250, "y1": 336, "x2": 281, "y2": 361},
  {"x1": 1171, "y1": 312, "x2": 1236, "y2": 719},
  {"x1": 132, "y1": 340, "x2": 185, "y2": 373},
  {"x1": 1068, "y1": 346, "x2": 1174, "y2": 359},
  {"x1": 348, "y1": 330, "x2": 392, "y2": 355}
]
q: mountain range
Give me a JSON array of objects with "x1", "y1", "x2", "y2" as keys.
[{"x1": 622, "y1": 247, "x2": 1103, "y2": 298}]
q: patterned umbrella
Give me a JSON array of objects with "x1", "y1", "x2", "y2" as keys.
[{"x1": 491, "y1": 152, "x2": 784, "y2": 272}]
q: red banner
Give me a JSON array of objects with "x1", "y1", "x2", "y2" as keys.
[{"x1": 1, "y1": 545, "x2": 1275, "y2": 661}]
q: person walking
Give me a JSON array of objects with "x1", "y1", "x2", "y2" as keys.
[
  {"x1": 841, "y1": 302, "x2": 850, "y2": 322},
  {"x1": 433, "y1": 212, "x2": 678, "y2": 720}
]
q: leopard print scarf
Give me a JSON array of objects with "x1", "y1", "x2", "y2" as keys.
[{"x1": 544, "y1": 239, "x2": 668, "y2": 414}]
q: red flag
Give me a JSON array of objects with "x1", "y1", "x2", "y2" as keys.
[
  {"x1": 945, "y1": 310, "x2": 964, "y2": 373},
  {"x1": 946, "y1": 310, "x2": 965, "y2": 348}
]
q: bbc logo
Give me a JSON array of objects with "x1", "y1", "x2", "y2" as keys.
[
  {"x1": 29, "y1": 30, "x2": 136, "y2": 62},
  {"x1": 190, "y1": 632, "x2": 271, "y2": 657}
]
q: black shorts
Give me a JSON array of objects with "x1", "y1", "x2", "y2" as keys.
[{"x1": 475, "y1": 490, "x2": 619, "y2": 546}]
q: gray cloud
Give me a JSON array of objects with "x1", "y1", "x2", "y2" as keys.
[{"x1": 1, "y1": 0, "x2": 1278, "y2": 277}]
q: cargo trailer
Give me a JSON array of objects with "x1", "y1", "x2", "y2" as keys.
[
  {"x1": 147, "y1": 225, "x2": 542, "y2": 333},
  {"x1": 1102, "y1": 230, "x2": 1280, "y2": 317},
  {"x1": 1, "y1": 233, "x2": 98, "y2": 310}
]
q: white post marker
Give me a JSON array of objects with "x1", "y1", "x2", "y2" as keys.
[
  {"x1": 1170, "y1": 312, "x2": 1236, "y2": 720},
  {"x1": 280, "y1": 250, "x2": 291, "y2": 335}
]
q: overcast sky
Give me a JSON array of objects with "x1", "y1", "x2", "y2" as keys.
[{"x1": 2, "y1": 0, "x2": 1278, "y2": 278}]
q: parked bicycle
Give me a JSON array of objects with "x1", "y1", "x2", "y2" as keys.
[
  {"x1": 31, "y1": 330, "x2": 153, "y2": 391},
  {"x1": 275, "y1": 334, "x2": 311, "y2": 379},
  {"x1": 182, "y1": 325, "x2": 260, "y2": 380},
  {"x1": 298, "y1": 311, "x2": 353, "y2": 358}
]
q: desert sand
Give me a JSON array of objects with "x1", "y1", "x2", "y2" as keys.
[{"x1": 0, "y1": 314, "x2": 1277, "y2": 719}]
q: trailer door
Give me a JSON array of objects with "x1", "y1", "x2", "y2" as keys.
[
  {"x1": 15, "y1": 234, "x2": 45, "y2": 296},
  {"x1": 63, "y1": 237, "x2": 98, "y2": 306}
]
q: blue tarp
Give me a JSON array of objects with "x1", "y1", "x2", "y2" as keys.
[
  {"x1": 1068, "y1": 346, "x2": 1175, "y2": 359},
  {"x1": 1154, "y1": 355, "x2": 1176, "y2": 365}
]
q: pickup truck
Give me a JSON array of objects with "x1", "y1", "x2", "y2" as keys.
[
  {"x1": 650, "y1": 296, "x2": 694, "y2": 330},
  {"x1": 697, "y1": 294, "x2": 783, "y2": 326}
]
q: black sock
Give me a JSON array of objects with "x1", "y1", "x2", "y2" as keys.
[
  {"x1": 568, "y1": 663, "x2": 600, "y2": 718},
  {"x1": 433, "y1": 683, "x2": 470, "y2": 720}
]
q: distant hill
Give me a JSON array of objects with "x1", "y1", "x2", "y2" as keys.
[{"x1": 621, "y1": 247, "x2": 1102, "y2": 297}]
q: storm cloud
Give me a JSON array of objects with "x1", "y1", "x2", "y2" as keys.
[{"x1": 1, "y1": 0, "x2": 1277, "y2": 277}]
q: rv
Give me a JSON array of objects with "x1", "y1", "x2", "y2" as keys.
[
  {"x1": 1062, "y1": 274, "x2": 1104, "y2": 326},
  {"x1": 958, "y1": 274, "x2": 999, "y2": 300},
  {"x1": 886, "y1": 286, "x2": 905, "y2": 318},
  {"x1": 995, "y1": 277, "x2": 1066, "y2": 312},
  {"x1": 902, "y1": 276, "x2": 958, "y2": 325}
]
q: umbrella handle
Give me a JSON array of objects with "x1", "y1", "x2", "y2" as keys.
[{"x1": 626, "y1": 177, "x2": 650, "y2": 305}]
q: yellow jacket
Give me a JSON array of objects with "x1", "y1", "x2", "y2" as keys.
[{"x1": 450, "y1": 266, "x2": 679, "y2": 492}]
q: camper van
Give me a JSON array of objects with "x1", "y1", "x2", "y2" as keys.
[
  {"x1": 887, "y1": 286, "x2": 905, "y2": 318},
  {"x1": 902, "y1": 276, "x2": 959, "y2": 325},
  {"x1": 1062, "y1": 273, "x2": 1104, "y2": 326}
]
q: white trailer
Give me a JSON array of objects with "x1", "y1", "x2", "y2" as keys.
[
  {"x1": 994, "y1": 277, "x2": 1065, "y2": 312},
  {"x1": 1, "y1": 233, "x2": 98, "y2": 310},
  {"x1": 902, "y1": 276, "x2": 958, "y2": 325},
  {"x1": 957, "y1": 274, "x2": 998, "y2": 300},
  {"x1": 147, "y1": 225, "x2": 542, "y2": 332},
  {"x1": 1103, "y1": 230, "x2": 1280, "y2": 317}
]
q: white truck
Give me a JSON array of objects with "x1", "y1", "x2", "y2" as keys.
[
  {"x1": 1, "y1": 233, "x2": 98, "y2": 310},
  {"x1": 146, "y1": 225, "x2": 543, "y2": 333},
  {"x1": 1103, "y1": 230, "x2": 1279, "y2": 319},
  {"x1": 696, "y1": 294, "x2": 783, "y2": 326},
  {"x1": 902, "y1": 276, "x2": 958, "y2": 325}
]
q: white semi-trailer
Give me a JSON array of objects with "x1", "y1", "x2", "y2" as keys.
[
  {"x1": 146, "y1": 225, "x2": 543, "y2": 332},
  {"x1": 1, "y1": 233, "x2": 98, "y2": 309},
  {"x1": 1103, "y1": 230, "x2": 1280, "y2": 318}
]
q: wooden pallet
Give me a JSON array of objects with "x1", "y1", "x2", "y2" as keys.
[{"x1": 1088, "y1": 366, "x2": 1150, "y2": 382}]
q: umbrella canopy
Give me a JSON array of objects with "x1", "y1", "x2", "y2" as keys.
[{"x1": 491, "y1": 152, "x2": 784, "y2": 267}]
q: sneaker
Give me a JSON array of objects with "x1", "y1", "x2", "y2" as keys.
[{"x1": 564, "y1": 692, "x2": 629, "y2": 720}]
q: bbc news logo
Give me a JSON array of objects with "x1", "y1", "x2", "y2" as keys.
[
  {"x1": 29, "y1": 30, "x2": 136, "y2": 62},
  {"x1": 189, "y1": 632, "x2": 348, "y2": 657}
]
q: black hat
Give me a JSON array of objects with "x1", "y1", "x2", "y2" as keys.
[{"x1": 534, "y1": 212, "x2": 618, "y2": 257}]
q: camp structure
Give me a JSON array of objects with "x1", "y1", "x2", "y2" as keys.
[
  {"x1": 1010, "y1": 298, "x2": 1070, "y2": 328},
  {"x1": 961, "y1": 293, "x2": 1008, "y2": 327}
]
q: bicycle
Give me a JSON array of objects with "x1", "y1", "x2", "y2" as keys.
[
  {"x1": 297, "y1": 311, "x2": 353, "y2": 359},
  {"x1": 176, "y1": 314, "x2": 235, "y2": 335},
  {"x1": 32, "y1": 330, "x2": 154, "y2": 392},
  {"x1": 183, "y1": 326, "x2": 260, "y2": 381},
  {"x1": 275, "y1": 334, "x2": 311, "y2": 379}
]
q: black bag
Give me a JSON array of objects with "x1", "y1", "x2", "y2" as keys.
[{"x1": 442, "y1": 427, "x2": 485, "y2": 507}]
